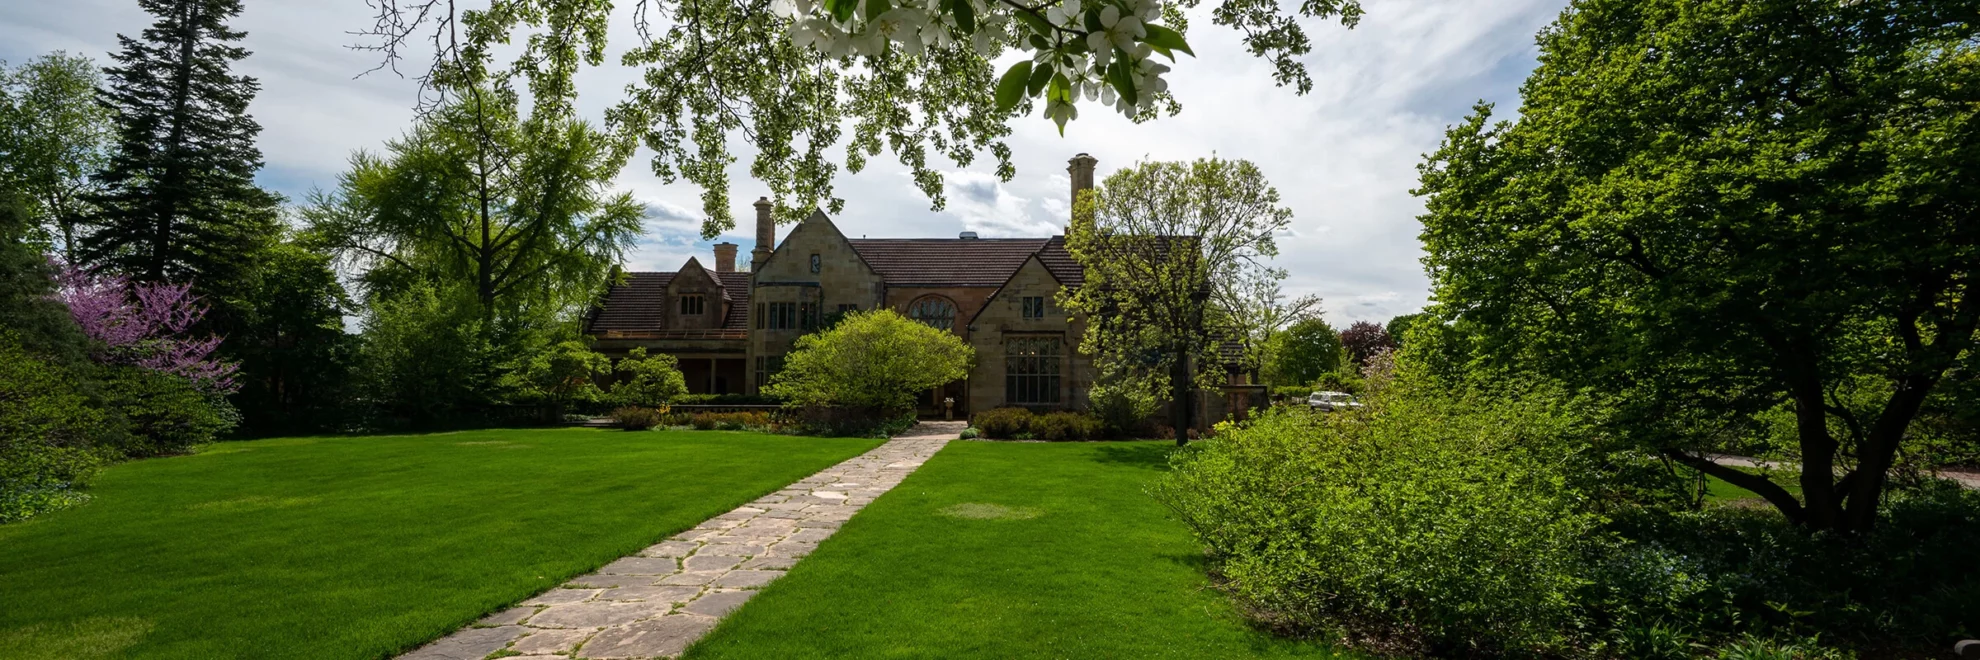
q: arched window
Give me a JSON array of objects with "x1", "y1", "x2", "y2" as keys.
[{"x1": 907, "y1": 296, "x2": 957, "y2": 331}]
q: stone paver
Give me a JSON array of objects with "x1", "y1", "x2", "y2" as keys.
[{"x1": 398, "y1": 421, "x2": 959, "y2": 659}]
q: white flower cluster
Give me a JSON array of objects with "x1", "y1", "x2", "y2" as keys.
[{"x1": 774, "y1": 0, "x2": 1174, "y2": 123}]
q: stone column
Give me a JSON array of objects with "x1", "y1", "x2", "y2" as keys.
[
  {"x1": 712, "y1": 242, "x2": 738, "y2": 272},
  {"x1": 1067, "y1": 153, "x2": 1098, "y2": 208},
  {"x1": 750, "y1": 198, "x2": 774, "y2": 272}
]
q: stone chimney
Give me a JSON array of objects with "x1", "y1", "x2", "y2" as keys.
[
  {"x1": 1068, "y1": 153, "x2": 1098, "y2": 210},
  {"x1": 751, "y1": 197, "x2": 774, "y2": 272},
  {"x1": 712, "y1": 242, "x2": 738, "y2": 272}
]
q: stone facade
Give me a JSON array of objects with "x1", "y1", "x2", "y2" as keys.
[{"x1": 587, "y1": 155, "x2": 1106, "y2": 415}]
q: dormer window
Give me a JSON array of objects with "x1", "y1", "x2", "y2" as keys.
[{"x1": 679, "y1": 294, "x2": 706, "y2": 315}]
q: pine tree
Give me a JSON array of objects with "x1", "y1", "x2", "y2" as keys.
[{"x1": 82, "y1": 0, "x2": 278, "y2": 292}]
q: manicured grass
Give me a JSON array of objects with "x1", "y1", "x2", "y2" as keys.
[
  {"x1": 0, "y1": 428, "x2": 880, "y2": 659},
  {"x1": 686, "y1": 440, "x2": 1349, "y2": 659}
]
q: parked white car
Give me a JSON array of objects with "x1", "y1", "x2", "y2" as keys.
[{"x1": 1306, "y1": 391, "x2": 1364, "y2": 412}]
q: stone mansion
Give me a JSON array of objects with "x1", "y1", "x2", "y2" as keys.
[{"x1": 585, "y1": 155, "x2": 1105, "y2": 417}]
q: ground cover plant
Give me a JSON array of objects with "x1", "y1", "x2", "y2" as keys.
[
  {"x1": 0, "y1": 428, "x2": 880, "y2": 659},
  {"x1": 684, "y1": 440, "x2": 1348, "y2": 659}
]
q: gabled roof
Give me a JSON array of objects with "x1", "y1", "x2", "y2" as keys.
[
  {"x1": 848, "y1": 238, "x2": 1055, "y2": 287},
  {"x1": 585, "y1": 269, "x2": 753, "y2": 333},
  {"x1": 588, "y1": 272, "x2": 675, "y2": 332}
]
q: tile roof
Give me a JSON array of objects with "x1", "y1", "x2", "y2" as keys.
[
  {"x1": 588, "y1": 272, "x2": 674, "y2": 332},
  {"x1": 717, "y1": 272, "x2": 751, "y2": 327},
  {"x1": 586, "y1": 270, "x2": 754, "y2": 333},
  {"x1": 849, "y1": 238, "x2": 1060, "y2": 287},
  {"x1": 588, "y1": 236, "x2": 1081, "y2": 333},
  {"x1": 1035, "y1": 236, "x2": 1084, "y2": 286}
]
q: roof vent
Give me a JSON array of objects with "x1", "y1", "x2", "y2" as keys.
[{"x1": 958, "y1": 231, "x2": 979, "y2": 240}]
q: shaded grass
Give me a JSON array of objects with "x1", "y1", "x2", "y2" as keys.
[
  {"x1": 686, "y1": 440, "x2": 1349, "y2": 659},
  {"x1": 0, "y1": 428, "x2": 880, "y2": 659},
  {"x1": 1703, "y1": 466, "x2": 1805, "y2": 503}
]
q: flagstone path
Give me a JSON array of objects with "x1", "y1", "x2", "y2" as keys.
[{"x1": 401, "y1": 421, "x2": 964, "y2": 660}]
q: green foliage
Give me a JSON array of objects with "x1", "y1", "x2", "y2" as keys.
[
  {"x1": 1030, "y1": 411, "x2": 1102, "y2": 441},
  {"x1": 352, "y1": 281, "x2": 492, "y2": 427},
  {"x1": 1087, "y1": 370, "x2": 1162, "y2": 438},
  {"x1": 501, "y1": 339, "x2": 609, "y2": 410},
  {"x1": 1154, "y1": 375, "x2": 1606, "y2": 655},
  {"x1": 0, "y1": 336, "x2": 116, "y2": 523},
  {"x1": 1061, "y1": 157, "x2": 1293, "y2": 444},
  {"x1": 608, "y1": 348, "x2": 689, "y2": 409},
  {"x1": 303, "y1": 89, "x2": 641, "y2": 320},
  {"x1": 96, "y1": 364, "x2": 237, "y2": 457},
  {"x1": 957, "y1": 426, "x2": 981, "y2": 440},
  {"x1": 1414, "y1": 0, "x2": 1980, "y2": 532},
  {"x1": 366, "y1": 0, "x2": 1358, "y2": 238},
  {"x1": 765, "y1": 309, "x2": 973, "y2": 413},
  {"x1": 226, "y1": 240, "x2": 359, "y2": 436},
  {"x1": 611, "y1": 406, "x2": 664, "y2": 430},
  {"x1": 684, "y1": 411, "x2": 775, "y2": 432},
  {"x1": 0, "y1": 51, "x2": 114, "y2": 260},
  {"x1": 1264, "y1": 317, "x2": 1340, "y2": 386},
  {"x1": 973, "y1": 407, "x2": 1034, "y2": 439},
  {"x1": 83, "y1": 0, "x2": 281, "y2": 290}
]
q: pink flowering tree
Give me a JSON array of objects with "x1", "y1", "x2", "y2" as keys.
[{"x1": 52, "y1": 261, "x2": 239, "y2": 394}]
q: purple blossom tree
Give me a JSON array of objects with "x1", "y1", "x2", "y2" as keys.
[{"x1": 52, "y1": 261, "x2": 238, "y2": 393}]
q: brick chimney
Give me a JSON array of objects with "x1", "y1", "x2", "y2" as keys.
[
  {"x1": 712, "y1": 242, "x2": 738, "y2": 272},
  {"x1": 751, "y1": 197, "x2": 774, "y2": 272},
  {"x1": 1068, "y1": 153, "x2": 1098, "y2": 210}
]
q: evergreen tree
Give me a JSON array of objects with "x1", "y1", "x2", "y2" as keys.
[{"x1": 82, "y1": 0, "x2": 278, "y2": 293}]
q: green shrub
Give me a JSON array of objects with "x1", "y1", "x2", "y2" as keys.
[
  {"x1": 683, "y1": 411, "x2": 775, "y2": 431},
  {"x1": 672, "y1": 393, "x2": 783, "y2": 406},
  {"x1": 610, "y1": 348, "x2": 689, "y2": 408},
  {"x1": 1030, "y1": 411, "x2": 1102, "y2": 441},
  {"x1": 958, "y1": 426, "x2": 981, "y2": 440},
  {"x1": 1153, "y1": 380, "x2": 1604, "y2": 656},
  {"x1": 1088, "y1": 374, "x2": 1161, "y2": 437},
  {"x1": 612, "y1": 407, "x2": 663, "y2": 430},
  {"x1": 974, "y1": 407, "x2": 1033, "y2": 439},
  {"x1": 97, "y1": 365, "x2": 235, "y2": 457},
  {"x1": 0, "y1": 340, "x2": 120, "y2": 523},
  {"x1": 788, "y1": 407, "x2": 913, "y2": 438}
]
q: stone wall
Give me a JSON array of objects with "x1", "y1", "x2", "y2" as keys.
[
  {"x1": 964, "y1": 256, "x2": 1093, "y2": 414},
  {"x1": 747, "y1": 211, "x2": 885, "y2": 393}
]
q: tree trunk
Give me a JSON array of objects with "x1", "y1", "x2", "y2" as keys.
[{"x1": 1171, "y1": 349, "x2": 1190, "y2": 446}]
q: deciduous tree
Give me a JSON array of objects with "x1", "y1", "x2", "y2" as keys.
[
  {"x1": 1061, "y1": 157, "x2": 1291, "y2": 445},
  {"x1": 0, "y1": 52, "x2": 115, "y2": 261},
  {"x1": 1266, "y1": 317, "x2": 1340, "y2": 387},
  {"x1": 303, "y1": 88, "x2": 642, "y2": 325},
  {"x1": 1415, "y1": 0, "x2": 1980, "y2": 532}
]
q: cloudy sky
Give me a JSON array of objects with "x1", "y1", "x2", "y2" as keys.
[{"x1": 1, "y1": 0, "x2": 1569, "y2": 324}]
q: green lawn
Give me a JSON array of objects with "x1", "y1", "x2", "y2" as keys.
[
  {"x1": 0, "y1": 428, "x2": 880, "y2": 659},
  {"x1": 685, "y1": 440, "x2": 1348, "y2": 659}
]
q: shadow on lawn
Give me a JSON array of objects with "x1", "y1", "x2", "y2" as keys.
[{"x1": 1090, "y1": 442, "x2": 1177, "y2": 471}]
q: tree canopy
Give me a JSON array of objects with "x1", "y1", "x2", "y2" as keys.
[
  {"x1": 0, "y1": 53, "x2": 114, "y2": 262},
  {"x1": 1415, "y1": 0, "x2": 1980, "y2": 532},
  {"x1": 358, "y1": 0, "x2": 1360, "y2": 237},
  {"x1": 1266, "y1": 317, "x2": 1340, "y2": 387},
  {"x1": 764, "y1": 309, "x2": 973, "y2": 412},
  {"x1": 1061, "y1": 156, "x2": 1292, "y2": 444},
  {"x1": 303, "y1": 88, "x2": 643, "y2": 323}
]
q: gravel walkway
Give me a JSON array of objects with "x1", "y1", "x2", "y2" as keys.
[{"x1": 401, "y1": 422, "x2": 963, "y2": 660}]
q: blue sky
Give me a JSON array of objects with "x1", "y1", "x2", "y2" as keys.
[{"x1": 1, "y1": 0, "x2": 1569, "y2": 324}]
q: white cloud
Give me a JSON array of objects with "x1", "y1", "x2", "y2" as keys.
[{"x1": 1, "y1": 0, "x2": 1572, "y2": 322}]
